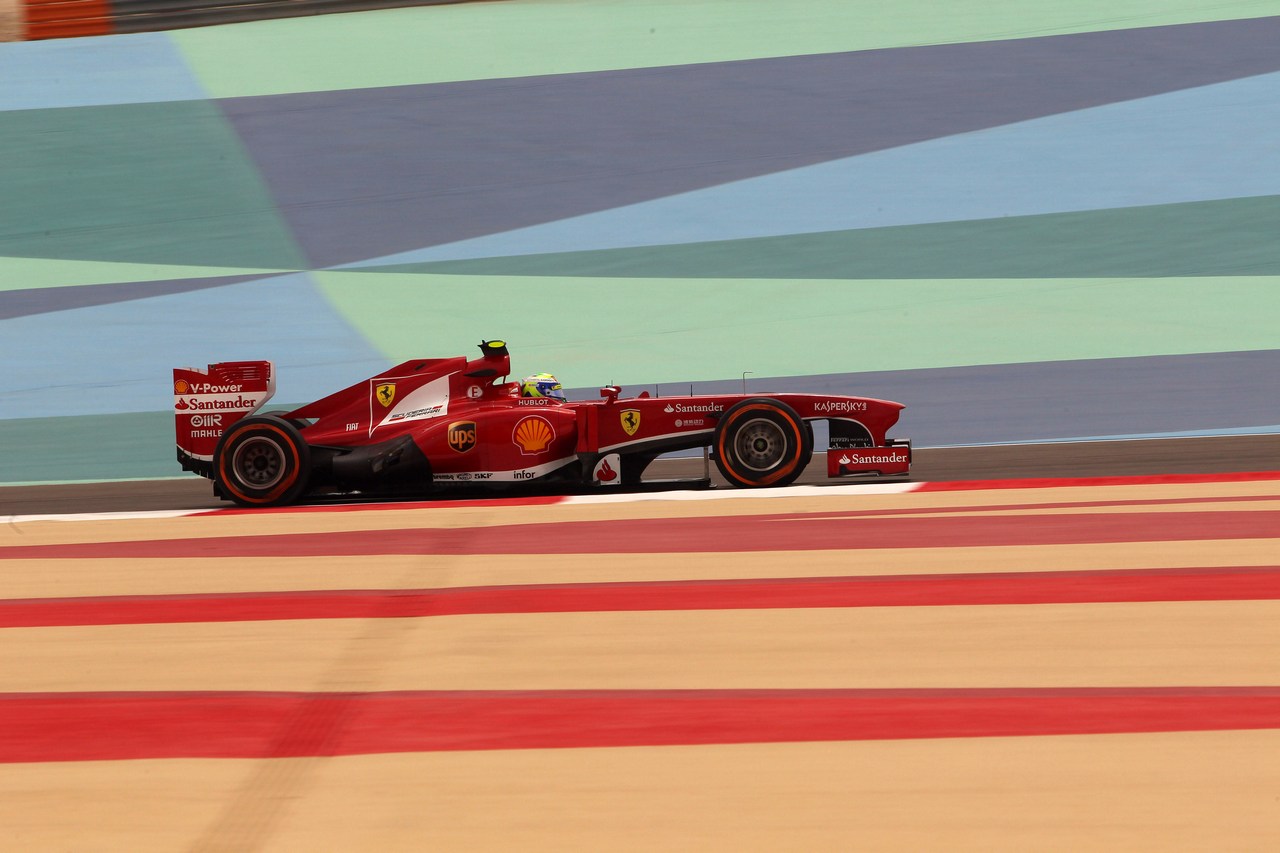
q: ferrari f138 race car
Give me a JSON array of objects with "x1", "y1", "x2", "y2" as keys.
[{"x1": 174, "y1": 340, "x2": 911, "y2": 507}]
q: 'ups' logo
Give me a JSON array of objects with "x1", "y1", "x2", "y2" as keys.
[
  {"x1": 620, "y1": 409, "x2": 641, "y2": 436},
  {"x1": 375, "y1": 383, "x2": 396, "y2": 407},
  {"x1": 447, "y1": 420, "x2": 476, "y2": 453}
]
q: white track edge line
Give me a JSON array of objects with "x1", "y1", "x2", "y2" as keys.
[{"x1": 3, "y1": 483, "x2": 925, "y2": 523}]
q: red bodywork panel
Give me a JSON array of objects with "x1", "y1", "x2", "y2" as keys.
[{"x1": 174, "y1": 341, "x2": 909, "y2": 496}]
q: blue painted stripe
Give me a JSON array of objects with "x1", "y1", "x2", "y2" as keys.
[
  {"x1": 0, "y1": 33, "x2": 207, "y2": 112},
  {"x1": 936, "y1": 425, "x2": 1280, "y2": 447},
  {"x1": 563, "y1": 349, "x2": 1280, "y2": 450},
  {"x1": 352, "y1": 70, "x2": 1280, "y2": 266},
  {"x1": 0, "y1": 273, "x2": 387, "y2": 418},
  {"x1": 0, "y1": 274, "x2": 268, "y2": 321}
]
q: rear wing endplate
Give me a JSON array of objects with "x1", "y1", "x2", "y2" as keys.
[{"x1": 173, "y1": 360, "x2": 275, "y2": 467}]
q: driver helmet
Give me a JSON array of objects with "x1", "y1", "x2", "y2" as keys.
[{"x1": 521, "y1": 372, "x2": 565, "y2": 401}]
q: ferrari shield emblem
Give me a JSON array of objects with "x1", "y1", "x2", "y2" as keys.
[
  {"x1": 620, "y1": 409, "x2": 641, "y2": 436},
  {"x1": 375, "y1": 383, "x2": 396, "y2": 407}
]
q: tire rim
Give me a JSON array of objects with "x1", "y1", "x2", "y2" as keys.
[
  {"x1": 231, "y1": 436, "x2": 286, "y2": 489},
  {"x1": 733, "y1": 417, "x2": 788, "y2": 472}
]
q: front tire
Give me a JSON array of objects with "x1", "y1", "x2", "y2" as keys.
[
  {"x1": 214, "y1": 416, "x2": 311, "y2": 507},
  {"x1": 713, "y1": 398, "x2": 812, "y2": 488}
]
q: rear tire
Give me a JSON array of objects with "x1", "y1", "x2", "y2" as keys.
[
  {"x1": 713, "y1": 398, "x2": 812, "y2": 488},
  {"x1": 214, "y1": 416, "x2": 311, "y2": 507}
]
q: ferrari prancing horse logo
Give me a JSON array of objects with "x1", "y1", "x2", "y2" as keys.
[
  {"x1": 620, "y1": 409, "x2": 641, "y2": 436},
  {"x1": 376, "y1": 383, "x2": 396, "y2": 407}
]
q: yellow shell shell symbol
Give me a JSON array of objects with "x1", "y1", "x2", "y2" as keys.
[
  {"x1": 173, "y1": 379, "x2": 190, "y2": 394},
  {"x1": 513, "y1": 416, "x2": 555, "y2": 454}
]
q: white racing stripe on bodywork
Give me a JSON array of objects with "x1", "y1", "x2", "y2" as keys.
[
  {"x1": 432, "y1": 456, "x2": 577, "y2": 483},
  {"x1": 172, "y1": 393, "x2": 266, "y2": 412},
  {"x1": 373, "y1": 376, "x2": 450, "y2": 435}
]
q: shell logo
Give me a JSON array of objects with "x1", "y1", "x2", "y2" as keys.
[
  {"x1": 513, "y1": 415, "x2": 555, "y2": 455},
  {"x1": 174, "y1": 379, "x2": 190, "y2": 394}
]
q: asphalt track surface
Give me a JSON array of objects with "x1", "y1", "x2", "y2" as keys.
[
  {"x1": 5, "y1": 442, "x2": 1280, "y2": 850},
  {"x1": 3, "y1": 434, "x2": 1277, "y2": 516}
]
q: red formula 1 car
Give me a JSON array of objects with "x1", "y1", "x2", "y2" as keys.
[{"x1": 173, "y1": 340, "x2": 910, "y2": 507}]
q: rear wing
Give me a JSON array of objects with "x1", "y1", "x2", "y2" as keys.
[{"x1": 173, "y1": 361, "x2": 275, "y2": 473}]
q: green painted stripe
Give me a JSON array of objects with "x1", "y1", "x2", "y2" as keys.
[
  {"x1": 0, "y1": 101, "x2": 306, "y2": 269},
  {"x1": 314, "y1": 271, "x2": 1280, "y2": 386},
  {"x1": 369, "y1": 196, "x2": 1280, "y2": 280},
  {"x1": 0, "y1": 257, "x2": 296, "y2": 292},
  {"x1": 0, "y1": 411, "x2": 176, "y2": 485},
  {"x1": 173, "y1": 1, "x2": 1280, "y2": 99},
  {"x1": 0, "y1": 407, "x2": 300, "y2": 486}
]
